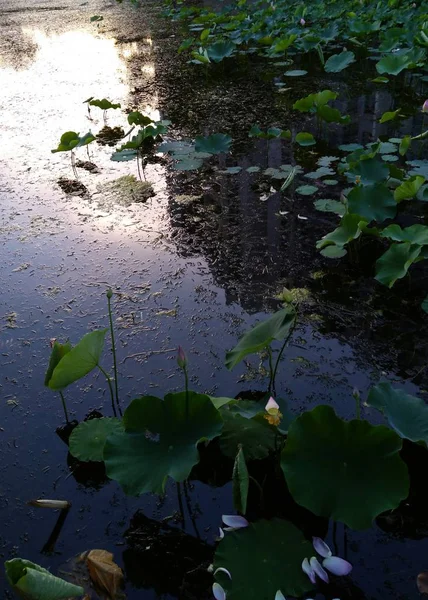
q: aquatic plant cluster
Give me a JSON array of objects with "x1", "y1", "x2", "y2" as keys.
[
  {"x1": 7, "y1": 288, "x2": 428, "y2": 599},
  {"x1": 9, "y1": 0, "x2": 428, "y2": 598}
]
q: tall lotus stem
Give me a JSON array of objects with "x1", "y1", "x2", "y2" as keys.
[
  {"x1": 59, "y1": 391, "x2": 70, "y2": 423},
  {"x1": 106, "y1": 289, "x2": 120, "y2": 413},
  {"x1": 98, "y1": 364, "x2": 116, "y2": 417},
  {"x1": 271, "y1": 316, "x2": 296, "y2": 395},
  {"x1": 177, "y1": 346, "x2": 189, "y2": 419}
]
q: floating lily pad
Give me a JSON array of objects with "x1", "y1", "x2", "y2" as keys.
[
  {"x1": 338, "y1": 143, "x2": 364, "y2": 152},
  {"x1": 296, "y1": 185, "x2": 318, "y2": 196},
  {"x1": 214, "y1": 520, "x2": 314, "y2": 598},
  {"x1": 69, "y1": 418, "x2": 124, "y2": 462},
  {"x1": 104, "y1": 392, "x2": 223, "y2": 495},
  {"x1": 281, "y1": 405, "x2": 409, "y2": 529},
  {"x1": 284, "y1": 69, "x2": 308, "y2": 76},
  {"x1": 314, "y1": 199, "x2": 346, "y2": 216}
]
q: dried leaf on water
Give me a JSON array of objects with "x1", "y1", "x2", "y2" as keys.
[{"x1": 86, "y1": 549, "x2": 123, "y2": 598}]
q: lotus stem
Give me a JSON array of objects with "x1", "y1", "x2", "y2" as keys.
[
  {"x1": 107, "y1": 289, "x2": 120, "y2": 413},
  {"x1": 136, "y1": 155, "x2": 143, "y2": 181},
  {"x1": 184, "y1": 367, "x2": 189, "y2": 420},
  {"x1": 271, "y1": 317, "x2": 296, "y2": 395},
  {"x1": 176, "y1": 481, "x2": 186, "y2": 528},
  {"x1": 98, "y1": 364, "x2": 117, "y2": 417},
  {"x1": 267, "y1": 347, "x2": 274, "y2": 394},
  {"x1": 59, "y1": 391, "x2": 70, "y2": 423}
]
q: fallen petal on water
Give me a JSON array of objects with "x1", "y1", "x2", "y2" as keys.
[{"x1": 275, "y1": 591, "x2": 286, "y2": 600}]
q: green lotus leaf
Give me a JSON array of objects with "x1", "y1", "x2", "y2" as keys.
[
  {"x1": 76, "y1": 132, "x2": 96, "y2": 147},
  {"x1": 111, "y1": 149, "x2": 138, "y2": 161},
  {"x1": 51, "y1": 131, "x2": 80, "y2": 153},
  {"x1": 375, "y1": 242, "x2": 422, "y2": 287},
  {"x1": 317, "y1": 104, "x2": 350, "y2": 124},
  {"x1": 379, "y1": 108, "x2": 402, "y2": 123},
  {"x1": 281, "y1": 405, "x2": 409, "y2": 529},
  {"x1": 232, "y1": 446, "x2": 249, "y2": 513},
  {"x1": 195, "y1": 133, "x2": 232, "y2": 154},
  {"x1": 321, "y1": 245, "x2": 347, "y2": 258},
  {"x1": 88, "y1": 98, "x2": 121, "y2": 110},
  {"x1": 314, "y1": 199, "x2": 346, "y2": 216},
  {"x1": 44, "y1": 341, "x2": 72, "y2": 387},
  {"x1": 324, "y1": 50, "x2": 355, "y2": 72},
  {"x1": 394, "y1": 175, "x2": 425, "y2": 202},
  {"x1": 48, "y1": 329, "x2": 107, "y2": 390},
  {"x1": 157, "y1": 141, "x2": 194, "y2": 154},
  {"x1": 284, "y1": 69, "x2": 308, "y2": 76},
  {"x1": 127, "y1": 111, "x2": 153, "y2": 126},
  {"x1": 295, "y1": 132, "x2": 316, "y2": 146},
  {"x1": 173, "y1": 158, "x2": 204, "y2": 170},
  {"x1": 380, "y1": 224, "x2": 428, "y2": 245},
  {"x1": 213, "y1": 519, "x2": 314, "y2": 598},
  {"x1": 349, "y1": 157, "x2": 388, "y2": 185},
  {"x1": 225, "y1": 306, "x2": 296, "y2": 370},
  {"x1": 219, "y1": 411, "x2": 278, "y2": 460},
  {"x1": 347, "y1": 183, "x2": 396, "y2": 222},
  {"x1": 5, "y1": 558, "x2": 83, "y2": 600},
  {"x1": 367, "y1": 382, "x2": 428, "y2": 445},
  {"x1": 296, "y1": 184, "x2": 318, "y2": 195},
  {"x1": 69, "y1": 418, "x2": 124, "y2": 462},
  {"x1": 316, "y1": 213, "x2": 366, "y2": 250},
  {"x1": 207, "y1": 40, "x2": 236, "y2": 62},
  {"x1": 104, "y1": 392, "x2": 223, "y2": 495}
]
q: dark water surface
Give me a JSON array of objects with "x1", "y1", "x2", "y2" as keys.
[{"x1": 1, "y1": 1, "x2": 428, "y2": 598}]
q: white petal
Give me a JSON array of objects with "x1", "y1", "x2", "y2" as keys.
[
  {"x1": 214, "y1": 567, "x2": 232, "y2": 580},
  {"x1": 310, "y1": 556, "x2": 329, "y2": 583},
  {"x1": 265, "y1": 396, "x2": 279, "y2": 412},
  {"x1": 275, "y1": 591, "x2": 286, "y2": 600},
  {"x1": 322, "y1": 555, "x2": 353, "y2": 576},
  {"x1": 213, "y1": 582, "x2": 226, "y2": 600},
  {"x1": 302, "y1": 557, "x2": 316, "y2": 584},
  {"x1": 312, "y1": 536, "x2": 332, "y2": 558},
  {"x1": 222, "y1": 515, "x2": 249, "y2": 529},
  {"x1": 219, "y1": 528, "x2": 225, "y2": 539}
]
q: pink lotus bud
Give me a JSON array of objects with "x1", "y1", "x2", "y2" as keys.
[
  {"x1": 423, "y1": 100, "x2": 428, "y2": 113},
  {"x1": 50, "y1": 338, "x2": 56, "y2": 348},
  {"x1": 177, "y1": 345, "x2": 187, "y2": 368},
  {"x1": 265, "y1": 396, "x2": 279, "y2": 413},
  {"x1": 300, "y1": 17, "x2": 305, "y2": 25}
]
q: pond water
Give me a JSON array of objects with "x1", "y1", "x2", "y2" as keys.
[{"x1": 1, "y1": 1, "x2": 428, "y2": 599}]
